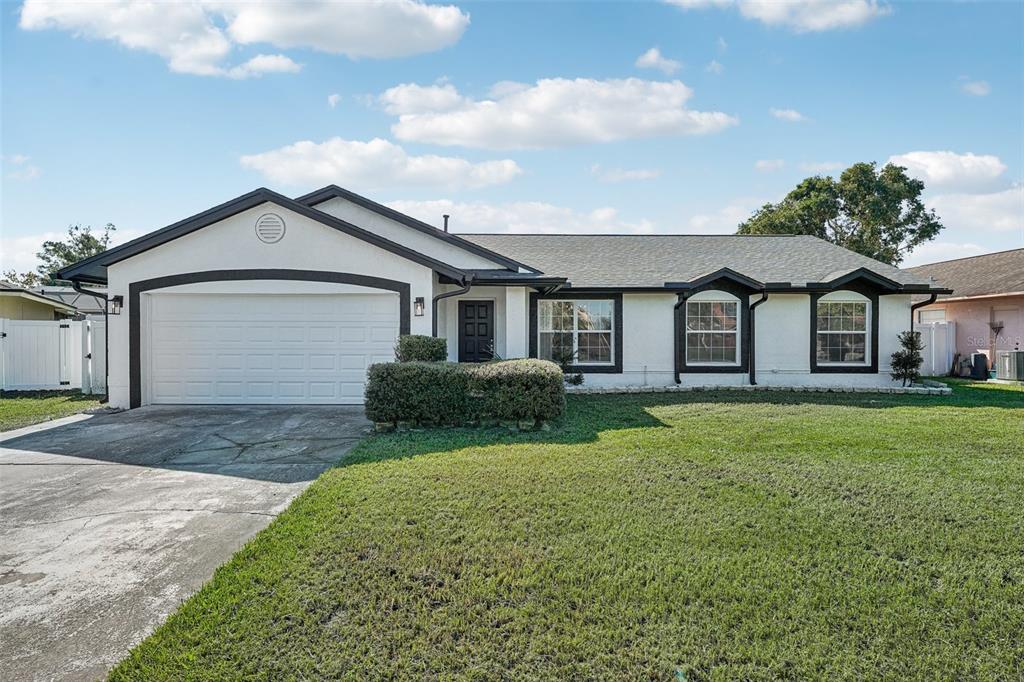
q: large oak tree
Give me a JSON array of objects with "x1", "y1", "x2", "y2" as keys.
[{"x1": 737, "y1": 162, "x2": 943, "y2": 265}]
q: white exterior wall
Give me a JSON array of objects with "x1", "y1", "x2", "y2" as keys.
[
  {"x1": 575, "y1": 291, "x2": 912, "y2": 389},
  {"x1": 437, "y1": 286, "x2": 509, "y2": 360},
  {"x1": 105, "y1": 201, "x2": 435, "y2": 408},
  {"x1": 313, "y1": 197, "x2": 507, "y2": 270}
]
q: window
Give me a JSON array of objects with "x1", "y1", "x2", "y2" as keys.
[
  {"x1": 538, "y1": 299, "x2": 613, "y2": 364},
  {"x1": 816, "y1": 300, "x2": 868, "y2": 364},
  {"x1": 686, "y1": 300, "x2": 739, "y2": 364},
  {"x1": 918, "y1": 308, "x2": 946, "y2": 324}
]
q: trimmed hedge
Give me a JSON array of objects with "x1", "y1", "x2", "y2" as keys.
[
  {"x1": 365, "y1": 359, "x2": 565, "y2": 428},
  {"x1": 365, "y1": 362, "x2": 468, "y2": 425},
  {"x1": 395, "y1": 335, "x2": 448, "y2": 363}
]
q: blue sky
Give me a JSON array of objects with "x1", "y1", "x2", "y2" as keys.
[{"x1": 2, "y1": 0, "x2": 1022, "y2": 273}]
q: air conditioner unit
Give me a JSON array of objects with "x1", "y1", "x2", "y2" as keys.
[{"x1": 995, "y1": 351, "x2": 1024, "y2": 381}]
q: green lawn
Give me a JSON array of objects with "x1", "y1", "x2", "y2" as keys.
[
  {"x1": 111, "y1": 381, "x2": 1023, "y2": 681},
  {"x1": 0, "y1": 390, "x2": 101, "y2": 431}
]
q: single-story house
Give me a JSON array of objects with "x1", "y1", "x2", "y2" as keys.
[
  {"x1": 0, "y1": 280, "x2": 79, "y2": 320},
  {"x1": 56, "y1": 186, "x2": 951, "y2": 409},
  {"x1": 907, "y1": 248, "x2": 1023, "y2": 364}
]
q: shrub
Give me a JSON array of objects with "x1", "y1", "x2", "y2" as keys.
[
  {"x1": 395, "y1": 335, "x2": 448, "y2": 363},
  {"x1": 364, "y1": 362, "x2": 469, "y2": 425},
  {"x1": 467, "y1": 359, "x2": 566, "y2": 422},
  {"x1": 364, "y1": 359, "x2": 565, "y2": 427},
  {"x1": 890, "y1": 330, "x2": 925, "y2": 386}
]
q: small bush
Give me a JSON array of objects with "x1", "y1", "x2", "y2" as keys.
[
  {"x1": 364, "y1": 362, "x2": 468, "y2": 425},
  {"x1": 395, "y1": 335, "x2": 448, "y2": 363},
  {"x1": 467, "y1": 359, "x2": 566, "y2": 422},
  {"x1": 890, "y1": 330, "x2": 925, "y2": 386},
  {"x1": 364, "y1": 359, "x2": 565, "y2": 427}
]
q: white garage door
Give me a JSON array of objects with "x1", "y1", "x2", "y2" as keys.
[{"x1": 147, "y1": 292, "x2": 399, "y2": 404}]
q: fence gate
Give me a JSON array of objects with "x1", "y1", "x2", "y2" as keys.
[
  {"x1": 1, "y1": 319, "x2": 84, "y2": 391},
  {"x1": 918, "y1": 321, "x2": 956, "y2": 377}
]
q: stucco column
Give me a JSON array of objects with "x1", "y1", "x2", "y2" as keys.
[{"x1": 505, "y1": 287, "x2": 528, "y2": 359}]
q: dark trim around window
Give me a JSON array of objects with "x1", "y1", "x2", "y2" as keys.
[
  {"x1": 809, "y1": 284, "x2": 879, "y2": 374},
  {"x1": 675, "y1": 278, "x2": 752, "y2": 375},
  {"x1": 128, "y1": 269, "x2": 411, "y2": 408},
  {"x1": 529, "y1": 292, "x2": 623, "y2": 373}
]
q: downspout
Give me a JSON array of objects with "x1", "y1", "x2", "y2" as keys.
[
  {"x1": 431, "y1": 275, "x2": 475, "y2": 337},
  {"x1": 72, "y1": 280, "x2": 109, "y2": 403},
  {"x1": 673, "y1": 292, "x2": 690, "y2": 384},
  {"x1": 910, "y1": 293, "x2": 938, "y2": 333},
  {"x1": 748, "y1": 290, "x2": 769, "y2": 385}
]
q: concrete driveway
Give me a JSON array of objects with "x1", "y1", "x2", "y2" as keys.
[{"x1": 0, "y1": 405, "x2": 369, "y2": 681}]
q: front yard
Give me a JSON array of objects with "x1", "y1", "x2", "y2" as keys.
[
  {"x1": 0, "y1": 390, "x2": 102, "y2": 432},
  {"x1": 111, "y1": 382, "x2": 1023, "y2": 680}
]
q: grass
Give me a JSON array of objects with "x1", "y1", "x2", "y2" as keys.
[
  {"x1": 110, "y1": 381, "x2": 1023, "y2": 681},
  {"x1": 0, "y1": 390, "x2": 101, "y2": 431}
]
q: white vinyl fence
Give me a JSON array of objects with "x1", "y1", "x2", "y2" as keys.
[
  {"x1": 918, "y1": 321, "x2": 956, "y2": 377},
  {"x1": 0, "y1": 318, "x2": 106, "y2": 393}
]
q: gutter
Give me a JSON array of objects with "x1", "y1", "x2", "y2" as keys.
[
  {"x1": 748, "y1": 290, "x2": 769, "y2": 385},
  {"x1": 72, "y1": 280, "x2": 110, "y2": 403},
  {"x1": 431, "y1": 275, "x2": 475, "y2": 337},
  {"x1": 672, "y1": 292, "x2": 690, "y2": 384},
  {"x1": 910, "y1": 293, "x2": 938, "y2": 333}
]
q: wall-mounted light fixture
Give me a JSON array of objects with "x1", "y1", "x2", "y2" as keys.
[
  {"x1": 109, "y1": 295, "x2": 123, "y2": 315},
  {"x1": 414, "y1": 296, "x2": 425, "y2": 317}
]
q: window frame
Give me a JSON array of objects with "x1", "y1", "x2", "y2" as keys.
[
  {"x1": 537, "y1": 298, "x2": 616, "y2": 366},
  {"x1": 815, "y1": 299, "x2": 870, "y2": 367},
  {"x1": 529, "y1": 293, "x2": 623, "y2": 373},
  {"x1": 684, "y1": 298, "x2": 741, "y2": 366},
  {"x1": 809, "y1": 288, "x2": 879, "y2": 374}
]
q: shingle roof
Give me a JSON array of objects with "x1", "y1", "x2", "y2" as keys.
[
  {"x1": 459, "y1": 234, "x2": 934, "y2": 289},
  {"x1": 905, "y1": 248, "x2": 1024, "y2": 299}
]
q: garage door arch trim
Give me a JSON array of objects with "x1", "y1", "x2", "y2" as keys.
[{"x1": 129, "y1": 269, "x2": 410, "y2": 408}]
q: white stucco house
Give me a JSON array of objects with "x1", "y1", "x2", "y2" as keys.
[{"x1": 57, "y1": 186, "x2": 951, "y2": 409}]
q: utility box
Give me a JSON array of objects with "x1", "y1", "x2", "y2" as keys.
[{"x1": 996, "y1": 351, "x2": 1024, "y2": 381}]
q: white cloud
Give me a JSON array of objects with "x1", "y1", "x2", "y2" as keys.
[
  {"x1": 3, "y1": 154, "x2": 41, "y2": 181},
  {"x1": 1, "y1": 228, "x2": 146, "y2": 274},
  {"x1": 799, "y1": 161, "x2": 843, "y2": 173},
  {"x1": 385, "y1": 77, "x2": 738, "y2": 149},
  {"x1": 717, "y1": 36, "x2": 728, "y2": 52},
  {"x1": 225, "y1": 53, "x2": 301, "y2": 79},
  {"x1": 687, "y1": 197, "x2": 764, "y2": 233},
  {"x1": 960, "y1": 79, "x2": 991, "y2": 97},
  {"x1": 706, "y1": 60, "x2": 724, "y2": 74},
  {"x1": 901, "y1": 241, "x2": 989, "y2": 268},
  {"x1": 770, "y1": 107, "x2": 807, "y2": 122},
  {"x1": 668, "y1": 0, "x2": 891, "y2": 32},
  {"x1": 327, "y1": 93, "x2": 342, "y2": 109},
  {"x1": 928, "y1": 185, "x2": 1023, "y2": 234},
  {"x1": 19, "y1": 0, "x2": 468, "y2": 77},
  {"x1": 378, "y1": 82, "x2": 467, "y2": 115},
  {"x1": 239, "y1": 137, "x2": 521, "y2": 190},
  {"x1": 754, "y1": 159, "x2": 784, "y2": 172},
  {"x1": 589, "y1": 165, "x2": 661, "y2": 182},
  {"x1": 635, "y1": 47, "x2": 681, "y2": 75},
  {"x1": 888, "y1": 151, "x2": 1006, "y2": 191},
  {"x1": 386, "y1": 199, "x2": 656, "y2": 234}
]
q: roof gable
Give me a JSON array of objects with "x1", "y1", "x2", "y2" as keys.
[
  {"x1": 296, "y1": 185, "x2": 537, "y2": 273},
  {"x1": 57, "y1": 188, "x2": 469, "y2": 284}
]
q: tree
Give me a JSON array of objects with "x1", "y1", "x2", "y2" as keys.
[
  {"x1": 737, "y1": 162, "x2": 943, "y2": 265},
  {"x1": 890, "y1": 330, "x2": 926, "y2": 386},
  {"x1": 2, "y1": 223, "x2": 115, "y2": 287}
]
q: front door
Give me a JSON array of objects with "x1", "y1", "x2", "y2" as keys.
[{"x1": 458, "y1": 300, "x2": 494, "y2": 362}]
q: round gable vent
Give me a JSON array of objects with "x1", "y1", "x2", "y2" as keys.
[{"x1": 255, "y1": 213, "x2": 286, "y2": 243}]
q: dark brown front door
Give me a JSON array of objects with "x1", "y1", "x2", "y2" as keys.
[{"x1": 458, "y1": 300, "x2": 494, "y2": 362}]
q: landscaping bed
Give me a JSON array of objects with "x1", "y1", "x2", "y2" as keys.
[{"x1": 109, "y1": 381, "x2": 1023, "y2": 680}]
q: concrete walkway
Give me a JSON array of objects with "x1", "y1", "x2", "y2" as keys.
[{"x1": 0, "y1": 405, "x2": 369, "y2": 681}]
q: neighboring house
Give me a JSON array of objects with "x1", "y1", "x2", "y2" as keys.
[
  {"x1": 34, "y1": 285, "x2": 108, "y2": 318},
  {"x1": 56, "y1": 186, "x2": 950, "y2": 410},
  {"x1": 0, "y1": 280, "x2": 78, "y2": 320},
  {"x1": 907, "y1": 249, "x2": 1024, "y2": 364}
]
